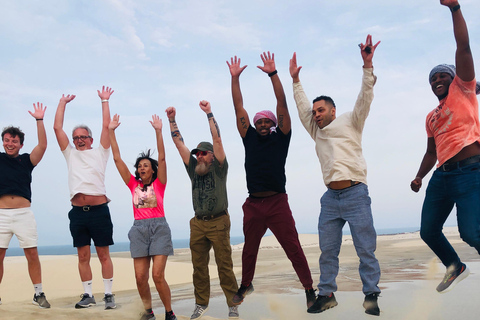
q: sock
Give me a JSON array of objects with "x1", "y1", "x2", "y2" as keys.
[
  {"x1": 33, "y1": 283, "x2": 43, "y2": 296},
  {"x1": 146, "y1": 308, "x2": 154, "y2": 314},
  {"x1": 82, "y1": 280, "x2": 93, "y2": 296},
  {"x1": 166, "y1": 310, "x2": 174, "y2": 316},
  {"x1": 103, "y1": 278, "x2": 113, "y2": 295}
]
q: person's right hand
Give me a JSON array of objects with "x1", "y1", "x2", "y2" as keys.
[{"x1": 109, "y1": 114, "x2": 121, "y2": 130}]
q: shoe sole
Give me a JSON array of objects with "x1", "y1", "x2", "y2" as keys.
[
  {"x1": 32, "y1": 301, "x2": 50, "y2": 309},
  {"x1": 105, "y1": 305, "x2": 117, "y2": 310},
  {"x1": 307, "y1": 301, "x2": 338, "y2": 314},
  {"x1": 438, "y1": 265, "x2": 470, "y2": 294},
  {"x1": 75, "y1": 303, "x2": 96, "y2": 309}
]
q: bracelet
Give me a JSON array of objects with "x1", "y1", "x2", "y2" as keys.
[
  {"x1": 207, "y1": 112, "x2": 214, "y2": 119},
  {"x1": 451, "y1": 4, "x2": 460, "y2": 12},
  {"x1": 101, "y1": 99, "x2": 109, "y2": 103},
  {"x1": 268, "y1": 70, "x2": 278, "y2": 77},
  {"x1": 36, "y1": 118, "x2": 43, "y2": 121}
]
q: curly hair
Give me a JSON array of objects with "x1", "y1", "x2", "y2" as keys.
[{"x1": 2, "y1": 126, "x2": 25, "y2": 144}]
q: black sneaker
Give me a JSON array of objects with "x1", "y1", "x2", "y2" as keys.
[
  {"x1": 232, "y1": 283, "x2": 254, "y2": 305},
  {"x1": 436, "y1": 263, "x2": 470, "y2": 293},
  {"x1": 32, "y1": 292, "x2": 51, "y2": 309},
  {"x1": 363, "y1": 293, "x2": 380, "y2": 316},
  {"x1": 307, "y1": 293, "x2": 338, "y2": 314},
  {"x1": 305, "y1": 288, "x2": 316, "y2": 308}
]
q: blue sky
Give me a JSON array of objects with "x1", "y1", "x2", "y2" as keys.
[{"x1": 1, "y1": 0, "x2": 479, "y2": 246}]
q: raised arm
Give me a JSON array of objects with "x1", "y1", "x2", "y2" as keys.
[
  {"x1": 150, "y1": 115, "x2": 167, "y2": 185},
  {"x1": 97, "y1": 86, "x2": 114, "y2": 149},
  {"x1": 28, "y1": 102, "x2": 47, "y2": 166},
  {"x1": 227, "y1": 56, "x2": 250, "y2": 138},
  {"x1": 257, "y1": 52, "x2": 290, "y2": 134},
  {"x1": 53, "y1": 94, "x2": 76, "y2": 151},
  {"x1": 411, "y1": 137, "x2": 437, "y2": 192},
  {"x1": 108, "y1": 114, "x2": 131, "y2": 185},
  {"x1": 166, "y1": 107, "x2": 191, "y2": 165},
  {"x1": 199, "y1": 100, "x2": 226, "y2": 165},
  {"x1": 290, "y1": 53, "x2": 317, "y2": 138},
  {"x1": 441, "y1": 0, "x2": 474, "y2": 81}
]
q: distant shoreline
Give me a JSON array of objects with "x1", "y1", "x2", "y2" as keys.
[{"x1": 4, "y1": 226, "x2": 429, "y2": 257}]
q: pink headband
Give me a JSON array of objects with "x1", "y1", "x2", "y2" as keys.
[{"x1": 253, "y1": 110, "x2": 277, "y2": 127}]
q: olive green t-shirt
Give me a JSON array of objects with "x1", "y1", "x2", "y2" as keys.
[{"x1": 186, "y1": 155, "x2": 228, "y2": 217}]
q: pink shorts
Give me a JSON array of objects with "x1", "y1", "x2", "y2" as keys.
[{"x1": 0, "y1": 208, "x2": 38, "y2": 248}]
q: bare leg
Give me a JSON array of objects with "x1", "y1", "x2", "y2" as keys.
[
  {"x1": 152, "y1": 255, "x2": 172, "y2": 311},
  {"x1": 77, "y1": 245, "x2": 92, "y2": 282},
  {"x1": 23, "y1": 247, "x2": 42, "y2": 284},
  {"x1": 134, "y1": 257, "x2": 152, "y2": 310},
  {"x1": 95, "y1": 246, "x2": 114, "y2": 279}
]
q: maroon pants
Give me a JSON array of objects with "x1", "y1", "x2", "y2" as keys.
[{"x1": 241, "y1": 193, "x2": 313, "y2": 289}]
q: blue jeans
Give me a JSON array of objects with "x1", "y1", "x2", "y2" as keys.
[
  {"x1": 420, "y1": 162, "x2": 480, "y2": 268},
  {"x1": 318, "y1": 183, "x2": 381, "y2": 296}
]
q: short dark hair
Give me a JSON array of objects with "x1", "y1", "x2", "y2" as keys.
[
  {"x1": 313, "y1": 95, "x2": 336, "y2": 109},
  {"x1": 2, "y1": 126, "x2": 25, "y2": 144},
  {"x1": 134, "y1": 149, "x2": 158, "y2": 185}
]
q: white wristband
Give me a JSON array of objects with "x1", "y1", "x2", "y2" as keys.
[{"x1": 101, "y1": 99, "x2": 109, "y2": 103}]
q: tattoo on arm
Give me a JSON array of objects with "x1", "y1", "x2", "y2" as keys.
[
  {"x1": 207, "y1": 113, "x2": 213, "y2": 119},
  {"x1": 278, "y1": 115, "x2": 284, "y2": 128},
  {"x1": 240, "y1": 117, "x2": 248, "y2": 130},
  {"x1": 210, "y1": 118, "x2": 221, "y2": 138}
]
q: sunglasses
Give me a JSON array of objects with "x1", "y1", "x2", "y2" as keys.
[
  {"x1": 73, "y1": 135, "x2": 91, "y2": 141},
  {"x1": 195, "y1": 151, "x2": 209, "y2": 157}
]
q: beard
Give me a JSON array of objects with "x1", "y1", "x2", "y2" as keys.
[{"x1": 195, "y1": 161, "x2": 212, "y2": 176}]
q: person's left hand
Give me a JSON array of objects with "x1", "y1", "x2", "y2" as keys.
[{"x1": 98, "y1": 86, "x2": 114, "y2": 101}]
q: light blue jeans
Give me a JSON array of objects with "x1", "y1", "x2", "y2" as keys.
[{"x1": 318, "y1": 183, "x2": 381, "y2": 296}]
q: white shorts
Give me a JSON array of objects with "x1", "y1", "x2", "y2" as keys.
[{"x1": 0, "y1": 208, "x2": 38, "y2": 248}]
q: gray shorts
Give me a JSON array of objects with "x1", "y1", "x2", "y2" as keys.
[{"x1": 128, "y1": 217, "x2": 174, "y2": 258}]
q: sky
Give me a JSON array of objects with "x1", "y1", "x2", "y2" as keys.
[{"x1": 1, "y1": 0, "x2": 480, "y2": 247}]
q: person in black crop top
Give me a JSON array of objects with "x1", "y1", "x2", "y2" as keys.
[
  {"x1": 0, "y1": 103, "x2": 51, "y2": 308},
  {"x1": 227, "y1": 52, "x2": 315, "y2": 310}
]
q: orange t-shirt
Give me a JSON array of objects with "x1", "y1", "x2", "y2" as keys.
[{"x1": 426, "y1": 76, "x2": 480, "y2": 167}]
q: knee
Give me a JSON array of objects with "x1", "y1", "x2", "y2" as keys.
[
  {"x1": 152, "y1": 271, "x2": 166, "y2": 285},
  {"x1": 459, "y1": 231, "x2": 480, "y2": 249},
  {"x1": 420, "y1": 227, "x2": 436, "y2": 243},
  {"x1": 97, "y1": 252, "x2": 111, "y2": 265},
  {"x1": 135, "y1": 272, "x2": 149, "y2": 286}
]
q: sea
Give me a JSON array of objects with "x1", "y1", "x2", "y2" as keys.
[{"x1": 5, "y1": 227, "x2": 421, "y2": 257}]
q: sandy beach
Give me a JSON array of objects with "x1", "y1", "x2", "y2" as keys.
[{"x1": 1, "y1": 226, "x2": 479, "y2": 320}]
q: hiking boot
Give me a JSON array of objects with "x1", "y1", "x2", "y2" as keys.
[
  {"x1": 232, "y1": 283, "x2": 254, "y2": 305},
  {"x1": 363, "y1": 293, "x2": 380, "y2": 316},
  {"x1": 75, "y1": 293, "x2": 96, "y2": 308},
  {"x1": 307, "y1": 293, "x2": 338, "y2": 313},
  {"x1": 140, "y1": 311, "x2": 156, "y2": 320},
  {"x1": 103, "y1": 293, "x2": 116, "y2": 309},
  {"x1": 165, "y1": 310, "x2": 177, "y2": 320},
  {"x1": 32, "y1": 292, "x2": 51, "y2": 309},
  {"x1": 437, "y1": 263, "x2": 470, "y2": 293},
  {"x1": 190, "y1": 304, "x2": 209, "y2": 319},
  {"x1": 228, "y1": 305, "x2": 239, "y2": 319},
  {"x1": 305, "y1": 288, "x2": 316, "y2": 308}
]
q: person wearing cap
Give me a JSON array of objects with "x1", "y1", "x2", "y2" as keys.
[
  {"x1": 411, "y1": 0, "x2": 480, "y2": 294},
  {"x1": 290, "y1": 35, "x2": 381, "y2": 316},
  {"x1": 166, "y1": 100, "x2": 239, "y2": 320},
  {"x1": 227, "y1": 52, "x2": 315, "y2": 309}
]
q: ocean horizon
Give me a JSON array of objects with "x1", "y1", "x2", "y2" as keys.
[{"x1": 5, "y1": 226, "x2": 421, "y2": 257}]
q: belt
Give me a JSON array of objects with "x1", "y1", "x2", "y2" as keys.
[
  {"x1": 439, "y1": 155, "x2": 480, "y2": 172},
  {"x1": 73, "y1": 203, "x2": 108, "y2": 212},
  {"x1": 196, "y1": 210, "x2": 227, "y2": 221},
  {"x1": 328, "y1": 180, "x2": 360, "y2": 190}
]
